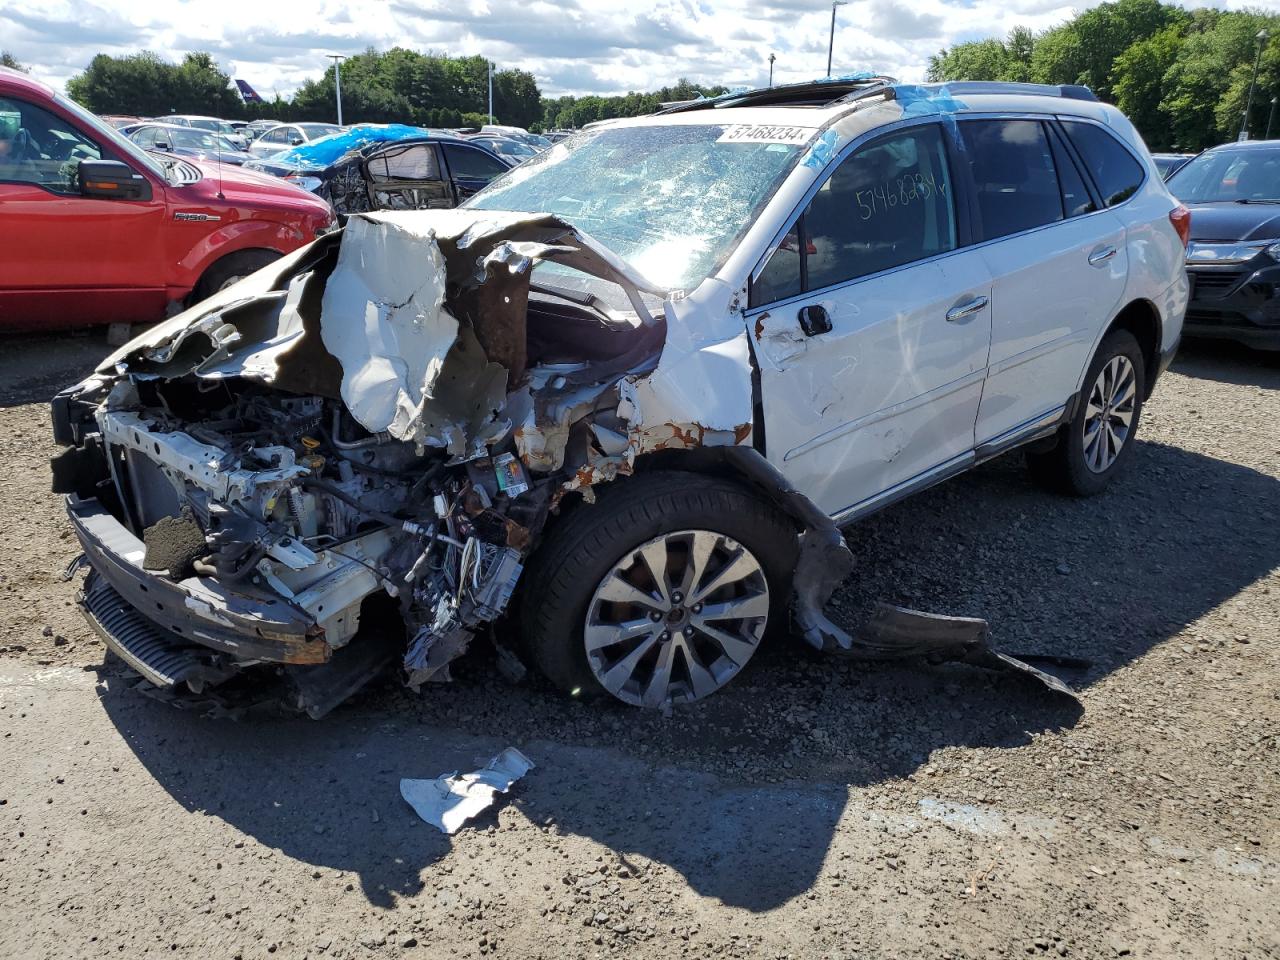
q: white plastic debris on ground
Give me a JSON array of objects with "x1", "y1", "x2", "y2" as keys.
[{"x1": 400, "y1": 747, "x2": 535, "y2": 834}]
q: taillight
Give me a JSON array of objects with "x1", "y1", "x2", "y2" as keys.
[{"x1": 1169, "y1": 203, "x2": 1191, "y2": 248}]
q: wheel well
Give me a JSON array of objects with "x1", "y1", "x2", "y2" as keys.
[
  {"x1": 1105, "y1": 299, "x2": 1161, "y2": 398},
  {"x1": 188, "y1": 247, "x2": 280, "y2": 305}
]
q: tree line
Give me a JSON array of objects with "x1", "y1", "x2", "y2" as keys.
[
  {"x1": 928, "y1": 0, "x2": 1280, "y2": 150},
  {"x1": 53, "y1": 48, "x2": 724, "y2": 133}
]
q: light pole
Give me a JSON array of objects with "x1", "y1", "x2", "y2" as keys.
[
  {"x1": 1240, "y1": 29, "x2": 1269, "y2": 141},
  {"x1": 826, "y1": 1, "x2": 848, "y2": 78},
  {"x1": 487, "y1": 59, "x2": 494, "y2": 125},
  {"x1": 327, "y1": 54, "x2": 345, "y2": 126},
  {"x1": 1268, "y1": 96, "x2": 1278, "y2": 140},
  {"x1": 768, "y1": 53, "x2": 776, "y2": 88}
]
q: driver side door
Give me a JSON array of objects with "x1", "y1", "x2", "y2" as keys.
[{"x1": 0, "y1": 94, "x2": 166, "y2": 330}]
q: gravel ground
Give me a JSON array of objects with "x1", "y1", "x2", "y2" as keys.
[{"x1": 0, "y1": 331, "x2": 1276, "y2": 960}]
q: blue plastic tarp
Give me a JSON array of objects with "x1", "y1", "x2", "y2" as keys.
[{"x1": 263, "y1": 124, "x2": 434, "y2": 170}]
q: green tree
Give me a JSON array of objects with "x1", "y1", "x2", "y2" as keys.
[
  {"x1": 1113, "y1": 24, "x2": 1186, "y2": 149},
  {"x1": 65, "y1": 51, "x2": 239, "y2": 116},
  {"x1": 1, "y1": 51, "x2": 29, "y2": 73}
]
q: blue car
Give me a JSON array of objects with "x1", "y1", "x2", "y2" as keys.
[{"x1": 242, "y1": 124, "x2": 513, "y2": 214}]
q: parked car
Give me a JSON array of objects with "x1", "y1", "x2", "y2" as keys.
[
  {"x1": 0, "y1": 67, "x2": 334, "y2": 332},
  {"x1": 466, "y1": 133, "x2": 539, "y2": 163},
  {"x1": 122, "y1": 122, "x2": 249, "y2": 166},
  {"x1": 479, "y1": 124, "x2": 552, "y2": 150},
  {"x1": 245, "y1": 119, "x2": 284, "y2": 140},
  {"x1": 244, "y1": 124, "x2": 512, "y2": 214},
  {"x1": 100, "y1": 114, "x2": 142, "y2": 130},
  {"x1": 1166, "y1": 140, "x2": 1280, "y2": 350},
  {"x1": 155, "y1": 115, "x2": 249, "y2": 150},
  {"x1": 49, "y1": 79, "x2": 1186, "y2": 718},
  {"x1": 247, "y1": 122, "x2": 342, "y2": 159},
  {"x1": 1152, "y1": 152, "x2": 1195, "y2": 179}
]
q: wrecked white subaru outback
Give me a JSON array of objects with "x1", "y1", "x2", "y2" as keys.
[{"x1": 52, "y1": 80, "x2": 1186, "y2": 716}]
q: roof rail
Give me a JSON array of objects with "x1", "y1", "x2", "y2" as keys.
[
  {"x1": 657, "y1": 76, "x2": 898, "y2": 114},
  {"x1": 909, "y1": 81, "x2": 1098, "y2": 102}
]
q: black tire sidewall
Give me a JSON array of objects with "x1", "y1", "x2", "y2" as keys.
[
  {"x1": 1063, "y1": 330, "x2": 1146, "y2": 495},
  {"x1": 521, "y1": 472, "x2": 799, "y2": 702}
]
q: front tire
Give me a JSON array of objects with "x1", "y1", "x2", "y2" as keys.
[
  {"x1": 1028, "y1": 329, "x2": 1145, "y2": 496},
  {"x1": 520, "y1": 471, "x2": 798, "y2": 709},
  {"x1": 190, "y1": 249, "x2": 281, "y2": 306}
]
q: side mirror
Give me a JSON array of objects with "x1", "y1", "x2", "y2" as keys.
[
  {"x1": 288, "y1": 135, "x2": 304, "y2": 146},
  {"x1": 154, "y1": 141, "x2": 171, "y2": 151},
  {"x1": 78, "y1": 159, "x2": 153, "y2": 202}
]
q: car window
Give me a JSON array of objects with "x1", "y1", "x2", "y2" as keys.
[
  {"x1": 752, "y1": 123, "x2": 957, "y2": 304},
  {"x1": 0, "y1": 96, "x2": 102, "y2": 193},
  {"x1": 1047, "y1": 124, "x2": 1097, "y2": 217},
  {"x1": 260, "y1": 128, "x2": 284, "y2": 145},
  {"x1": 1060, "y1": 121, "x2": 1144, "y2": 207},
  {"x1": 367, "y1": 142, "x2": 441, "y2": 181},
  {"x1": 962, "y1": 119, "x2": 1062, "y2": 241},
  {"x1": 298, "y1": 124, "x2": 338, "y2": 139},
  {"x1": 443, "y1": 144, "x2": 508, "y2": 180},
  {"x1": 131, "y1": 126, "x2": 157, "y2": 148},
  {"x1": 1167, "y1": 147, "x2": 1280, "y2": 203}
]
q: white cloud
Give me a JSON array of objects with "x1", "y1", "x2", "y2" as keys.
[{"x1": 6, "y1": 0, "x2": 1280, "y2": 101}]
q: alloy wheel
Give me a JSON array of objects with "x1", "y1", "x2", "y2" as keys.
[
  {"x1": 1083, "y1": 354, "x2": 1137, "y2": 473},
  {"x1": 584, "y1": 529, "x2": 770, "y2": 708}
]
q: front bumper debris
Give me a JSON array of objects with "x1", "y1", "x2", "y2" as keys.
[{"x1": 68, "y1": 495, "x2": 327, "y2": 665}]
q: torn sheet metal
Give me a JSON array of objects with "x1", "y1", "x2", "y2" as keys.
[
  {"x1": 400, "y1": 747, "x2": 535, "y2": 834},
  {"x1": 846, "y1": 603, "x2": 1080, "y2": 699}
]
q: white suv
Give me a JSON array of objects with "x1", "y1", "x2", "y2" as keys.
[{"x1": 54, "y1": 79, "x2": 1188, "y2": 715}]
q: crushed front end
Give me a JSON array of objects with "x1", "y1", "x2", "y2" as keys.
[{"x1": 49, "y1": 209, "x2": 756, "y2": 716}]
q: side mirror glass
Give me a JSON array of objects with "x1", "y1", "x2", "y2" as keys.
[
  {"x1": 289, "y1": 135, "x2": 304, "y2": 146},
  {"x1": 78, "y1": 159, "x2": 153, "y2": 202},
  {"x1": 155, "y1": 141, "x2": 171, "y2": 151}
]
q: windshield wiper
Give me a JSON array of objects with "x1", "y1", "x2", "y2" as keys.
[{"x1": 1235, "y1": 198, "x2": 1280, "y2": 204}]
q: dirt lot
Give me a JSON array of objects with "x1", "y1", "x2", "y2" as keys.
[{"x1": 0, "y1": 331, "x2": 1276, "y2": 960}]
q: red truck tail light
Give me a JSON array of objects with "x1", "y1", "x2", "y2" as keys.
[{"x1": 1169, "y1": 204, "x2": 1191, "y2": 248}]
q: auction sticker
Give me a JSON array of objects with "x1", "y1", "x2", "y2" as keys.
[{"x1": 717, "y1": 123, "x2": 815, "y2": 145}]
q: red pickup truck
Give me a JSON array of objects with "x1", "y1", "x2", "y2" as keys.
[{"x1": 0, "y1": 68, "x2": 334, "y2": 332}]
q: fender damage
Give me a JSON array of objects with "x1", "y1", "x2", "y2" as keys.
[{"x1": 51, "y1": 209, "x2": 1072, "y2": 716}]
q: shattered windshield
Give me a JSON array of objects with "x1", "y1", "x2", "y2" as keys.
[{"x1": 465, "y1": 123, "x2": 813, "y2": 291}]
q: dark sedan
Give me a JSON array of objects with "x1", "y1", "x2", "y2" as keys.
[
  {"x1": 122, "y1": 122, "x2": 249, "y2": 165},
  {"x1": 1167, "y1": 141, "x2": 1280, "y2": 350},
  {"x1": 244, "y1": 127, "x2": 512, "y2": 215}
]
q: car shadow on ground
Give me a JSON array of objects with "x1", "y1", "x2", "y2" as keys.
[
  {"x1": 1172, "y1": 338, "x2": 1280, "y2": 387},
  {"x1": 95, "y1": 425, "x2": 1280, "y2": 912}
]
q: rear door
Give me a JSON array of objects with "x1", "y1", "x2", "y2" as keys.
[
  {"x1": 440, "y1": 143, "x2": 511, "y2": 201},
  {"x1": 747, "y1": 121, "x2": 994, "y2": 518},
  {"x1": 362, "y1": 141, "x2": 451, "y2": 210},
  {"x1": 959, "y1": 117, "x2": 1128, "y2": 445},
  {"x1": 0, "y1": 93, "x2": 167, "y2": 330}
]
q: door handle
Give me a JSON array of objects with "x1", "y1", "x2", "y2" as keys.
[
  {"x1": 1088, "y1": 245, "x2": 1118, "y2": 266},
  {"x1": 798, "y1": 304, "x2": 832, "y2": 336},
  {"x1": 945, "y1": 295, "x2": 988, "y2": 323}
]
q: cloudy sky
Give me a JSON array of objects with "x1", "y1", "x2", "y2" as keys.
[{"x1": 5, "y1": 0, "x2": 1280, "y2": 100}]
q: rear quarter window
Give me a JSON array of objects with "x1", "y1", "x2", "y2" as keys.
[{"x1": 1061, "y1": 121, "x2": 1144, "y2": 207}]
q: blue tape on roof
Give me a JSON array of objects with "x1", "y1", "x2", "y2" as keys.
[
  {"x1": 893, "y1": 84, "x2": 967, "y2": 118},
  {"x1": 801, "y1": 128, "x2": 840, "y2": 169},
  {"x1": 267, "y1": 124, "x2": 433, "y2": 169}
]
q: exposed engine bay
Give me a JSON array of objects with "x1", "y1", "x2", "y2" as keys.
[{"x1": 49, "y1": 209, "x2": 812, "y2": 716}]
